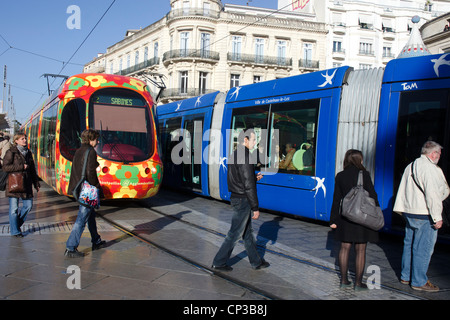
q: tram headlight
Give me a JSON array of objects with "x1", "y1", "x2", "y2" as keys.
[
  {"x1": 102, "y1": 166, "x2": 109, "y2": 174},
  {"x1": 145, "y1": 168, "x2": 151, "y2": 175}
]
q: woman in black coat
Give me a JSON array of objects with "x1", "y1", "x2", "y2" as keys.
[
  {"x1": 330, "y1": 149, "x2": 379, "y2": 291},
  {"x1": 3, "y1": 133, "x2": 40, "y2": 237}
]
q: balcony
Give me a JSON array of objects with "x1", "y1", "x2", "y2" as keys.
[
  {"x1": 359, "y1": 50, "x2": 375, "y2": 56},
  {"x1": 227, "y1": 53, "x2": 292, "y2": 68},
  {"x1": 332, "y1": 22, "x2": 346, "y2": 35},
  {"x1": 159, "y1": 88, "x2": 217, "y2": 101},
  {"x1": 163, "y1": 49, "x2": 220, "y2": 66},
  {"x1": 115, "y1": 57, "x2": 159, "y2": 76},
  {"x1": 166, "y1": 8, "x2": 220, "y2": 21},
  {"x1": 298, "y1": 59, "x2": 319, "y2": 70},
  {"x1": 332, "y1": 49, "x2": 346, "y2": 60}
]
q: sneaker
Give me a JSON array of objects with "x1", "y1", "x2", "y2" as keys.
[
  {"x1": 411, "y1": 280, "x2": 439, "y2": 292},
  {"x1": 92, "y1": 240, "x2": 106, "y2": 250},
  {"x1": 64, "y1": 249, "x2": 85, "y2": 258}
]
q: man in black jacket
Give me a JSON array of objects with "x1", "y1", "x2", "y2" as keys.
[{"x1": 212, "y1": 128, "x2": 269, "y2": 271}]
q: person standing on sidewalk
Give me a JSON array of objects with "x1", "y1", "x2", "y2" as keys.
[
  {"x1": 65, "y1": 129, "x2": 105, "y2": 258},
  {"x1": 330, "y1": 149, "x2": 379, "y2": 291},
  {"x1": 394, "y1": 140, "x2": 449, "y2": 292},
  {"x1": 212, "y1": 128, "x2": 269, "y2": 271},
  {"x1": 3, "y1": 133, "x2": 40, "y2": 237}
]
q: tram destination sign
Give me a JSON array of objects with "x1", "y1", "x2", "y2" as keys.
[{"x1": 94, "y1": 94, "x2": 145, "y2": 106}]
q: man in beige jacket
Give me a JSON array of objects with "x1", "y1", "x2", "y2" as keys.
[{"x1": 394, "y1": 141, "x2": 449, "y2": 292}]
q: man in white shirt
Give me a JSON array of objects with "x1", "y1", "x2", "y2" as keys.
[{"x1": 394, "y1": 141, "x2": 449, "y2": 292}]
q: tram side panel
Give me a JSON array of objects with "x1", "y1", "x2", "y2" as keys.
[{"x1": 216, "y1": 68, "x2": 349, "y2": 221}]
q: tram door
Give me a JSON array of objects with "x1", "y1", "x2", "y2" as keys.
[
  {"x1": 393, "y1": 88, "x2": 450, "y2": 226},
  {"x1": 182, "y1": 117, "x2": 203, "y2": 191}
]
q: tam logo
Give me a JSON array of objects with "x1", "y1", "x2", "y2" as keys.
[
  {"x1": 401, "y1": 82, "x2": 418, "y2": 90},
  {"x1": 292, "y1": 0, "x2": 310, "y2": 10}
]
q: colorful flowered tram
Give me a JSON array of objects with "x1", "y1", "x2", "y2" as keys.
[{"x1": 22, "y1": 73, "x2": 162, "y2": 200}]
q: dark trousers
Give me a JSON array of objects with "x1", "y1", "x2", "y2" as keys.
[{"x1": 213, "y1": 197, "x2": 262, "y2": 268}]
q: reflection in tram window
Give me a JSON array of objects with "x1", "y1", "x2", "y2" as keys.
[
  {"x1": 229, "y1": 99, "x2": 319, "y2": 175},
  {"x1": 60, "y1": 98, "x2": 85, "y2": 161},
  {"x1": 89, "y1": 89, "x2": 154, "y2": 163},
  {"x1": 270, "y1": 100, "x2": 319, "y2": 176},
  {"x1": 394, "y1": 89, "x2": 450, "y2": 189}
]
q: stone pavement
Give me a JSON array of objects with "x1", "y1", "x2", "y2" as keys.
[{"x1": 1, "y1": 183, "x2": 449, "y2": 303}]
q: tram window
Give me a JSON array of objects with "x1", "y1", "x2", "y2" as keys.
[
  {"x1": 40, "y1": 103, "x2": 57, "y2": 159},
  {"x1": 230, "y1": 106, "x2": 269, "y2": 166},
  {"x1": 161, "y1": 117, "x2": 182, "y2": 163},
  {"x1": 30, "y1": 116, "x2": 40, "y2": 156},
  {"x1": 60, "y1": 98, "x2": 85, "y2": 161},
  {"x1": 269, "y1": 99, "x2": 319, "y2": 176},
  {"x1": 90, "y1": 88, "x2": 153, "y2": 163},
  {"x1": 394, "y1": 89, "x2": 450, "y2": 189}
]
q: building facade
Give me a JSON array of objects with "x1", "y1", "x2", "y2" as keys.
[
  {"x1": 278, "y1": 0, "x2": 450, "y2": 69},
  {"x1": 83, "y1": 0, "x2": 450, "y2": 103},
  {"x1": 420, "y1": 12, "x2": 450, "y2": 53},
  {"x1": 84, "y1": 0, "x2": 327, "y2": 104}
]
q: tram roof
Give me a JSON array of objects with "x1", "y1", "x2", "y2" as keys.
[
  {"x1": 157, "y1": 91, "x2": 221, "y2": 115},
  {"x1": 383, "y1": 53, "x2": 450, "y2": 83},
  {"x1": 225, "y1": 66, "x2": 351, "y2": 104}
]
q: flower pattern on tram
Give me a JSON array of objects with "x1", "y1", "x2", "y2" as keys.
[{"x1": 85, "y1": 75, "x2": 107, "y2": 88}]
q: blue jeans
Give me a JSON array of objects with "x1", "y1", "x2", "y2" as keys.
[
  {"x1": 66, "y1": 205, "x2": 101, "y2": 251},
  {"x1": 213, "y1": 197, "x2": 262, "y2": 268},
  {"x1": 9, "y1": 197, "x2": 33, "y2": 236},
  {"x1": 401, "y1": 213, "x2": 438, "y2": 287}
]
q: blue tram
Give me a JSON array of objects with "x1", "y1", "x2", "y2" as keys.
[{"x1": 156, "y1": 53, "x2": 450, "y2": 234}]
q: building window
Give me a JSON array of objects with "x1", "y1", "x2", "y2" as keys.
[
  {"x1": 183, "y1": 1, "x2": 190, "y2": 15},
  {"x1": 203, "y1": 2, "x2": 210, "y2": 16},
  {"x1": 144, "y1": 46, "x2": 148, "y2": 61},
  {"x1": 231, "y1": 36, "x2": 242, "y2": 60},
  {"x1": 359, "y1": 63, "x2": 372, "y2": 70},
  {"x1": 253, "y1": 75, "x2": 261, "y2": 83},
  {"x1": 277, "y1": 40, "x2": 287, "y2": 65},
  {"x1": 359, "y1": 42, "x2": 373, "y2": 55},
  {"x1": 255, "y1": 38, "x2": 264, "y2": 63},
  {"x1": 201, "y1": 33, "x2": 211, "y2": 58},
  {"x1": 135, "y1": 50, "x2": 139, "y2": 66},
  {"x1": 230, "y1": 74, "x2": 240, "y2": 88},
  {"x1": 383, "y1": 46, "x2": 393, "y2": 58},
  {"x1": 180, "y1": 32, "x2": 189, "y2": 56},
  {"x1": 303, "y1": 43, "x2": 312, "y2": 64},
  {"x1": 333, "y1": 41, "x2": 343, "y2": 52},
  {"x1": 154, "y1": 42, "x2": 159, "y2": 59},
  {"x1": 199, "y1": 72, "x2": 208, "y2": 94},
  {"x1": 180, "y1": 71, "x2": 188, "y2": 94}
]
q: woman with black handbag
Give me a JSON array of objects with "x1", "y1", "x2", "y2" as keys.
[
  {"x1": 330, "y1": 149, "x2": 379, "y2": 291},
  {"x1": 65, "y1": 129, "x2": 105, "y2": 258},
  {"x1": 3, "y1": 133, "x2": 40, "y2": 237}
]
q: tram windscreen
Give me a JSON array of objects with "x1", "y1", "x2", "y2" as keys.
[{"x1": 90, "y1": 89, "x2": 153, "y2": 163}]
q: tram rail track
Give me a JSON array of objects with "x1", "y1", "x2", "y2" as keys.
[{"x1": 97, "y1": 200, "x2": 427, "y2": 301}]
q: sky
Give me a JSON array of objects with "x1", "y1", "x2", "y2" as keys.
[{"x1": 0, "y1": 0, "x2": 278, "y2": 125}]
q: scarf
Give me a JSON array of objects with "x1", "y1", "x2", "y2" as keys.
[{"x1": 17, "y1": 145, "x2": 29, "y2": 158}]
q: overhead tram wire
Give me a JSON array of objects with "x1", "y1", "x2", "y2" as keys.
[
  {"x1": 22, "y1": 0, "x2": 117, "y2": 121},
  {"x1": 0, "y1": 33, "x2": 83, "y2": 66}
]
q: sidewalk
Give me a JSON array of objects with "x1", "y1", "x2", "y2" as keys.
[{"x1": 1, "y1": 184, "x2": 449, "y2": 301}]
